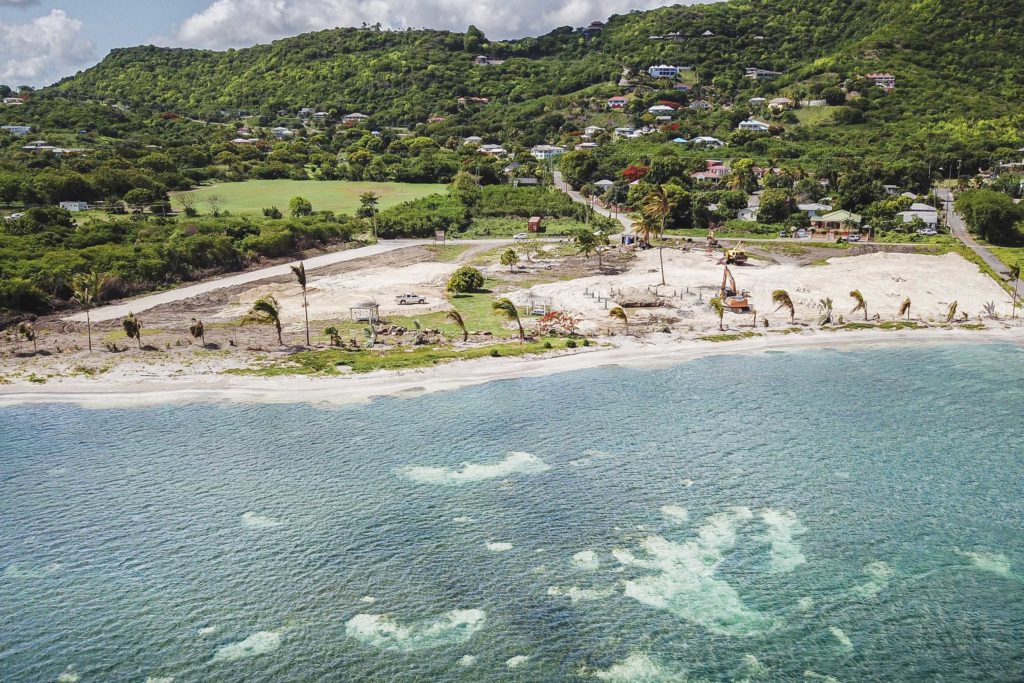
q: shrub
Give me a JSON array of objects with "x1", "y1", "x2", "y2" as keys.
[
  {"x1": 543, "y1": 341, "x2": 553, "y2": 349},
  {"x1": 446, "y1": 266, "x2": 485, "y2": 293},
  {"x1": 489, "y1": 349, "x2": 501, "y2": 357},
  {"x1": 565, "y1": 338, "x2": 578, "y2": 349}
]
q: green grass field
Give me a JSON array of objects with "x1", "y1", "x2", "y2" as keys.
[
  {"x1": 170, "y1": 180, "x2": 446, "y2": 216},
  {"x1": 793, "y1": 106, "x2": 836, "y2": 126}
]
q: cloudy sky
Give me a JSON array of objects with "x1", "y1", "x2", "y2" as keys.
[{"x1": 0, "y1": 0, "x2": 701, "y2": 87}]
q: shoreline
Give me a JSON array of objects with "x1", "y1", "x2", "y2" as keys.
[{"x1": 1, "y1": 327, "x2": 1020, "y2": 410}]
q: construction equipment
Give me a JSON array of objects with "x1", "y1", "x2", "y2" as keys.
[
  {"x1": 706, "y1": 229, "x2": 720, "y2": 249},
  {"x1": 718, "y1": 264, "x2": 751, "y2": 312},
  {"x1": 725, "y1": 241, "x2": 748, "y2": 265}
]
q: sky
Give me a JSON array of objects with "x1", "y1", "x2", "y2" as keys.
[{"x1": 0, "y1": 0, "x2": 708, "y2": 88}]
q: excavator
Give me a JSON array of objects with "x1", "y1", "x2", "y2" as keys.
[{"x1": 718, "y1": 264, "x2": 751, "y2": 312}]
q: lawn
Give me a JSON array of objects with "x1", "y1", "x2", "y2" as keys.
[
  {"x1": 988, "y1": 246, "x2": 1024, "y2": 272},
  {"x1": 170, "y1": 180, "x2": 446, "y2": 216},
  {"x1": 793, "y1": 106, "x2": 837, "y2": 126}
]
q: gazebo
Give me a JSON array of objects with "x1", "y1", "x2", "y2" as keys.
[{"x1": 350, "y1": 302, "x2": 380, "y2": 323}]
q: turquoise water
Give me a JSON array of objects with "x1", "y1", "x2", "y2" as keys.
[{"x1": 1, "y1": 343, "x2": 1023, "y2": 682}]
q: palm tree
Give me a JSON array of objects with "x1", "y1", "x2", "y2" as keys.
[
  {"x1": 849, "y1": 289, "x2": 868, "y2": 321},
  {"x1": 818, "y1": 297, "x2": 834, "y2": 326},
  {"x1": 189, "y1": 318, "x2": 206, "y2": 346},
  {"x1": 772, "y1": 289, "x2": 795, "y2": 323},
  {"x1": 945, "y1": 300, "x2": 958, "y2": 323},
  {"x1": 360, "y1": 191, "x2": 380, "y2": 239},
  {"x1": 122, "y1": 313, "x2": 143, "y2": 349},
  {"x1": 446, "y1": 309, "x2": 469, "y2": 342},
  {"x1": 245, "y1": 295, "x2": 283, "y2": 345},
  {"x1": 492, "y1": 297, "x2": 524, "y2": 340},
  {"x1": 69, "y1": 270, "x2": 109, "y2": 351},
  {"x1": 324, "y1": 326, "x2": 342, "y2": 346},
  {"x1": 609, "y1": 306, "x2": 629, "y2": 335},
  {"x1": 642, "y1": 187, "x2": 676, "y2": 286},
  {"x1": 17, "y1": 321, "x2": 36, "y2": 353},
  {"x1": 710, "y1": 297, "x2": 726, "y2": 331},
  {"x1": 1010, "y1": 263, "x2": 1020, "y2": 319},
  {"x1": 897, "y1": 297, "x2": 912, "y2": 321},
  {"x1": 291, "y1": 261, "x2": 310, "y2": 346}
]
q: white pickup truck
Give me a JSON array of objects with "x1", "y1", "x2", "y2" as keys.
[{"x1": 394, "y1": 293, "x2": 427, "y2": 305}]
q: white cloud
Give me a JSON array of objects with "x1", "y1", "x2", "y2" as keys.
[
  {"x1": 164, "y1": 0, "x2": 687, "y2": 49},
  {"x1": 0, "y1": 10, "x2": 94, "y2": 86}
]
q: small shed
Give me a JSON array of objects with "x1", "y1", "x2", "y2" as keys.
[
  {"x1": 350, "y1": 302, "x2": 380, "y2": 323},
  {"x1": 528, "y1": 216, "x2": 544, "y2": 233}
]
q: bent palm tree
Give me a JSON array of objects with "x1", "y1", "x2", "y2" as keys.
[
  {"x1": 324, "y1": 326, "x2": 342, "y2": 346},
  {"x1": 710, "y1": 297, "x2": 726, "y2": 331},
  {"x1": 446, "y1": 309, "x2": 469, "y2": 342},
  {"x1": 492, "y1": 297, "x2": 524, "y2": 341},
  {"x1": 642, "y1": 187, "x2": 676, "y2": 286},
  {"x1": 897, "y1": 297, "x2": 911, "y2": 321},
  {"x1": 818, "y1": 297, "x2": 834, "y2": 326},
  {"x1": 291, "y1": 261, "x2": 310, "y2": 346},
  {"x1": 70, "y1": 270, "x2": 109, "y2": 351},
  {"x1": 245, "y1": 295, "x2": 283, "y2": 345},
  {"x1": 772, "y1": 289, "x2": 795, "y2": 323},
  {"x1": 122, "y1": 313, "x2": 143, "y2": 349},
  {"x1": 189, "y1": 318, "x2": 206, "y2": 346},
  {"x1": 609, "y1": 306, "x2": 629, "y2": 335},
  {"x1": 945, "y1": 300, "x2": 958, "y2": 323},
  {"x1": 850, "y1": 289, "x2": 868, "y2": 321}
]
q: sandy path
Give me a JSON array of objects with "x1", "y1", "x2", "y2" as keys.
[{"x1": 1, "y1": 328, "x2": 1020, "y2": 409}]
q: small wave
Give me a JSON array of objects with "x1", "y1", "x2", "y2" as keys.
[
  {"x1": 547, "y1": 585, "x2": 616, "y2": 603},
  {"x1": 453, "y1": 516, "x2": 474, "y2": 524},
  {"x1": 56, "y1": 667, "x2": 79, "y2": 683},
  {"x1": 345, "y1": 609, "x2": 485, "y2": 652},
  {"x1": 506, "y1": 655, "x2": 529, "y2": 669},
  {"x1": 145, "y1": 677, "x2": 175, "y2": 683},
  {"x1": 400, "y1": 452, "x2": 550, "y2": 485},
  {"x1": 954, "y1": 548, "x2": 1014, "y2": 579},
  {"x1": 213, "y1": 630, "x2": 282, "y2": 662},
  {"x1": 360, "y1": 596, "x2": 377, "y2": 604},
  {"x1": 241, "y1": 512, "x2": 283, "y2": 529},
  {"x1": 589, "y1": 652, "x2": 688, "y2": 681},
  {"x1": 197, "y1": 626, "x2": 217, "y2": 636},
  {"x1": 804, "y1": 671, "x2": 840, "y2": 682},
  {"x1": 850, "y1": 561, "x2": 893, "y2": 598},
  {"x1": 760, "y1": 509, "x2": 807, "y2": 573},
  {"x1": 486, "y1": 542, "x2": 513, "y2": 553},
  {"x1": 572, "y1": 550, "x2": 600, "y2": 571},
  {"x1": 459, "y1": 655, "x2": 477, "y2": 667},
  {"x1": 829, "y1": 626, "x2": 853, "y2": 652},
  {"x1": 660, "y1": 505, "x2": 689, "y2": 524},
  {"x1": 2, "y1": 562, "x2": 61, "y2": 580}
]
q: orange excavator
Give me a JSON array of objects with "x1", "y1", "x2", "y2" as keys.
[{"x1": 718, "y1": 264, "x2": 751, "y2": 312}]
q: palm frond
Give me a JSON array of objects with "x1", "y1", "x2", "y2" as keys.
[
  {"x1": 897, "y1": 297, "x2": 911, "y2": 319},
  {"x1": 290, "y1": 262, "x2": 307, "y2": 288},
  {"x1": 945, "y1": 300, "x2": 958, "y2": 322}
]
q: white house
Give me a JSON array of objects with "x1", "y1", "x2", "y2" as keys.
[
  {"x1": 463, "y1": 135, "x2": 483, "y2": 145},
  {"x1": 530, "y1": 144, "x2": 566, "y2": 161},
  {"x1": 866, "y1": 72, "x2": 896, "y2": 90},
  {"x1": 897, "y1": 203, "x2": 939, "y2": 230},
  {"x1": 647, "y1": 64, "x2": 681, "y2": 79},
  {"x1": 647, "y1": 104, "x2": 677, "y2": 115},
  {"x1": 768, "y1": 97, "x2": 794, "y2": 111},
  {"x1": 478, "y1": 144, "x2": 507, "y2": 156},
  {"x1": 584, "y1": 125, "x2": 604, "y2": 136},
  {"x1": 749, "y1": 97, "x2": 767, "y2": 107},
  {"x1": 797, "y1": 202, "x2": 833, "y2": 218},
  {"x1": 271, "y1": 127, "x2": 294, "y2": 140},
  {"x1": 2, "y1": 97, "x2": 24, "y2": 106},
  {"x1": 691, "y1": 136, "x2": 725, "y2": 148},
  {"x1": 744, "y1": 67, "x2": 782, "y2": 80},
  {"x1": 1, "y1": 125, "x2": 31, "y2": 137},
  {"x1": 59, "y1": 201, "x2": 90, "y2": 212},
  {"x1": 342, "y1": 113, "x2": 369, "y2": 125},
  {"x1": 613, "y1": 127, "x2": 635, "y2": 138},
  {"x1": 738, "y1": 207, "x2": 759, "y2": 221},
  {"x1": 594, "y1": 179, "x2": 615, "y2": 191},
  {"x1": 575, "y1": 142, "x2": 599, "y2": 151},
  {"x1": 232, "y1": 138, "x2": 258, "y2": 145},
  {"x1": 738, "y1": 119, "x2": 770, "y2": 132}
]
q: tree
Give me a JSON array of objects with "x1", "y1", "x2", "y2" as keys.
[
  {"x1": 772, "y1": 289, "x2": 795, "y2": 323},
  {"x1": 758, "y1": 188, "x2": 792, "y2": 224},
  {"x1": 955, "y1": 189, "x2": 1022, "y2": 243},
  {"x1": 245, "y1": 295, "x2": 283, "y2": 345},
  {"x1": 206, "y1": 193, "x2": 223, "y2": 216},
  {"x1": 643, "y1": 186, "x2": 677, "y2": 286},
  {"x1": 291, "y1": 261, "x2": 311, "y2": 346},
  {"x1": 189, "y1": 318, "x2": 206, "y2": 346},
  {"x1": 945, "y1": 300, "x2": 958, "y2": 323},
  {"x1": 359, "y1": 191, "x2": 380, "y2": 238},
  {"x1": 519, "y1": 238, "x2": 542, "y2": 263},
  {"x1": 324, "y1": 326, "x2": 343, "y2": 346},
  {"x1": 492, "y1": 297, "x2": 524, "y2": 340},
  {"x1": 572, "y1": 228, "x2": 598, "y2": 262},
  {"x1": 446, "y1": 309, "x2": 469, "y2": 342},
  {"x1": 898, "y1": 297, "x2": 912, "y2": 321},
  {"x1": 609, "y1": 306, "x2": 629, "y2": 335},
  {"x1": 1010, "y1": 263, "x2": 1020, "y2": 319},
  {"x1": 70, "y1": 270, "x2": 109, "y2": 352},
  {"x1": 849, "y1": 289, "x2": 868, "y2": 321},
  {"x1": 178, "y1": 192, "x2": 198, "y2": 216},
  {"x1": 449, "y1": 171, "x2": 482, "y2": 210},
  {"x1": 289, "y1": 196, "x2": 313, "y2": 217},
  {"x1": 122, "y1": 313, "x2": 143, "y2": 349},
  {"x1": 500, "y1": 248, "x2": 519, "y2": 272},
  {"x1": 17, "y1": 321, "x2": 36, "y2": 354},
  {"x1": 710, "y1": 297, "x2": 726, "y2": 331},
  {"x1": 818, "y1": 297, "x2": 834, "y2": 326},
  {"x1": 446, "y1": 266, "x2": 484, "y2": 293}
]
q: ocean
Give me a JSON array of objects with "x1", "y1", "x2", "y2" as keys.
[{"x1": 1, "y1": 343, "x2": 1022, "y2": 681}]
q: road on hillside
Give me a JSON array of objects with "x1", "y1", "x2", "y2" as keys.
[
  {"x1": 553, "y1": 171, "x2": 634, "y2": 234},
  {"x1": 935, "y1": 187, "x2": 1022, "y2": 296},
  {"x1": 64, "y1": 237, "x2": 529, "y2": 324}
]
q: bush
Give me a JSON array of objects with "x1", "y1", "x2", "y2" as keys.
[
  {"x1": 565, "y1": 338, "x2": 578, "y2": 349},
  {"x1": 543, "y1": 341, "x2": 553, "y2": 349},
  {"x1": 489, "y1": 349, "x2": 501, "y2": 357},
  {"x1": 446, "y1": 266, "x2": 485, "y2": 293},
  {"x1": 0, "y1": 278, "x2": 49, "y2": 314}
]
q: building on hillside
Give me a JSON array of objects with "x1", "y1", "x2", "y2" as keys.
[
  {"x1": 463, "y1": 135, "x2": 483, "y2": 145},
  {"x1": 768, "y1": 97, "x2": 794, "y2": 111},
  {"x1": 882, "y1": 184, "x2": 901, "y2": 195},
  {"x1": 689, "y1": 100, "x2": 711, "y2": 110},
  {"x1": 512, "y1": 177, "x2": 540, "y2": 187},
  {"x1": 582, "y1": 21, "x2": 605, "y2": 36},
  {"x1": 797, "y1": 202, "x2": 833, "y2": 218},
  {"x1": 648, "y1": 104, "x2": 677, "y2": 115},
  {"x1": 691, "y1": 136, "x2": 725, "y2": 148},
  {"x1": 745, "y1": 67, "x2": 782, "y2": 80},
  {"x1": 738, "y1": 119, "x2": 770, "y2": 132},
  {"x1": 59, "y1": 201, "x2": 90, "y2": 212},
  {"x1": 2, "y1": 97, "x2": 24, "y2": 106},
  {"x1": 584, "y1": 125, "x2": 604, "y2": 136},
  {"x1": 749, "y1": 97, "x2": 767, "y2": 107},
  {"x1": 271, "y1": 127, "x2": 294, "y2": 140},
  {"x1": 312, "y1": 111, "x2": 329, "y2": 121},
  {"x1": 811, "y1": 210, "x2": 862, "y2": 233},
  {"x1": 613, "y1": 127, "x2": 635, "y2": 137},
  {"x1": 298, "y1": 107, "x2": 315, "y2": 117},
  {"x1": 474, "y1": 55, "x2": 505, "y2": 66},
  {"x1": 866, "y1": 72, "x2": 896, "y2": 90},
  {"x1": 1, "y1": 125, "x2": 31, "y2": 137},
  {"x1": 702, "y1": 30, "x2": 715, "y2": 37},
  {"x1": 478, "y1": 144, "x2": 507, "y2": 156},
  {"x1": 897, "y1": 203, "x2": 939, "y2": 230},
  {"x1": 607, "y1": 96, "x2": 628, "y2": 109},
  {"x1": 530, "y1": 144, "x2": 566, "y2": 161},
  {"x1": 342, "y1": 112, "x2": 369, "y2": 125},
  {"x1": 594, "y1": 179, "x2": 615, "y2": 192},
  {"x1": 648, "y1": 64, "x2": 681, "y2": 79},
  {"x1": 232, "y1": 138, "x2": 258, "y2": 145},
  {"x1": 575, "y1": 142, "x2": 599, "y2": 151}
]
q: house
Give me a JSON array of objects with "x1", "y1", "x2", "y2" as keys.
[
  {"x1": 613, "y1": 126, "x2": 635, "y2": 138},
  {"x1": 768, "y1": 97, "x2": 794, "y2": 111},
  {"x1": 530, "y1": 144, "x2": 566, "y2": 161},
  {"x1": 22, "y1": 139, "x2": 48, "y2": 149},
  {"x1": 232, "y1": 137, "x2": 258, "y2": 145},
  {"x1": 575, "y1": 142, "x2": 599, "y2": 151},
  {"x1": 2, "y1": 97, "x2": 24, "y2": 106},
  {"x1": 342, "y1": 112, "x2": 369, "y2": 125},
  {"x1": 673, "y1": 84, "x2": 691, "y2": 92},
  {"x1": 474, "y1": 55, "x2": 489, "y2": 65},
  {"x1": 691, "y1": 136, "x2": 725, "y2": 148},
  {"x1": 1, "y1": 125, "x2": 31, "y2": 137},
  {"x1": 811, "y1": 210, "x2": 862, "y2": 232},
  {"x1": 59, "y1": 201, "x2": 90, "y2": 212},
  {"x1": 648, "y1": 105, "x2": 677, "y2": 115},
  {"x1": 671, "y1": 137, "x2": 689, "y2": 144},
  {"x1": 749, "y1": 97, "x2": 767, "y2": 107},
  {"x1": 689, "y1": 100, "x2": 710, "y2": 110},
  {"x1": 738, "y1": 207, "x2": 759, "y2": 221},
  {"x1": 866, "y1": 73, "x2": 896, "y2": 90},
  {"x1": 457, "y1": 97, "x2": 490, "y2": 106},
  {"x1": 478, "y1": 144, "x2": 507, "y2": 156},
  {"x1": 271, "y1": 127, "x2": 294, "y2": 140},
  {"x1": 691, "y1": 160, "x2": 730, "y2": 183},
  {"x1": 463, "y1": 135, "x2": 484, "y2": 145},
  {"x1": 797, "y1": 202, "x2": 833, "y2": 218},
  {"x1": 745, "y1": 67, "x2": 782, "y2": 80},
  {"x1": 528, "y1": 217, "x2": 544, "y2": 233},
  {"x1": 882, "y1": 184, "x2": 901, "y2": 195},
  {"x1": 512, "y1": 177, "x2": 540, "y2": 187},
  {"x1": 594, "y1": 179, "x2": 615, "y2": 192},
  {"x1": 312, "y1": 111, "x2": 329, "y2": 121},
  {"x1": 584, "y1": 125, "x2": 604, "y2": 136},
  {"x1": 299, "y1": 107, "x2": 315, "y2": 117},
  {"x1": 655, "y1": 116, "x2": 673, "y2": 123},
  {"x1": 897, "y1": 203, "x2": 939, "y2": 230},
  {"x1": 648, "y1": 64, "x2": 681, "y2": 79},
  {"x1": 738, "y1": 119, "x2": 770, "y2": 132},
  {"x1": 582, "y1": 21, "x2": 605, "y2": 37},
  {"x1": 607, "y1": 96, "x2": 628, "y2": 109},
  {"x1": 702, "y1": 30, "x2": 715, "y2": 37}
]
